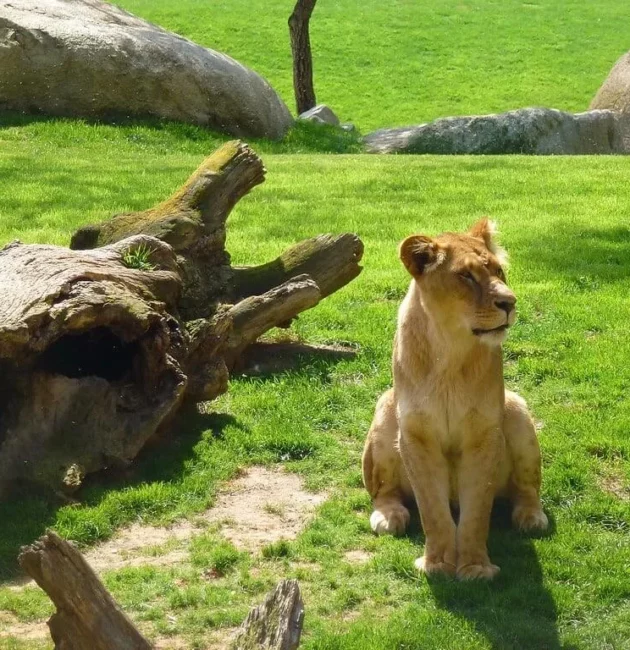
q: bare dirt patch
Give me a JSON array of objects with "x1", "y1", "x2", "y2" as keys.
[
  {"x1": 0, "y1": 611, "x2": 49, "y2": 642},
  {"x1": 3, "y1": 465, "x2": 325, "y2": 584},
  {"x1": 599, "y1": 473, "x2": 630, "y2": 501},
  {"x1": 344, "y1": 550, "x2": 373, "y2": 564},
  {"x1": 203, "y1": 466, "x2": 326, "y2": 552}
]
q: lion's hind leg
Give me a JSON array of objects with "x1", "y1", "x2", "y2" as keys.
[
  {"x1": 504, "y1": 391, "x2": 548, "y2": 532},
  {"x1": 362, "y1": 390, "x2": 410, "y2": 536}
]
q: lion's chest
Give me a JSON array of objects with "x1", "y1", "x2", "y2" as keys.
[{"x1": 398, "y1": 374, "x2": 500, "y2": 453}]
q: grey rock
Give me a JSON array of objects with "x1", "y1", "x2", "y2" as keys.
[
  {"x1": 0, "y1": 0, "x2": 293, "y2": 139},
  {"x1": 363, "y1": 107, "x2": 630, "y2": 155},
  {"x1": 298, "y1": 104, "x2": 340, "y2": 126},
  {"x1": 341, "y1": 123, "x2": 356, "y2": 132},
  {"x1": 591, "y1": 51, "x2": 630, "y2": 114}
]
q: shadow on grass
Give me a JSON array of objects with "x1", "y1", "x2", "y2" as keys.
[
  {"x1": 0, "y1": 409, "x2": 243, "y2": 582},
  {"x1": 426, "y1": 502, "x2": 568, "y2": 650},
  {"x1": 513, "y1": 225, "x2": 630, "y2": 284},
  {"x1": 0, "y1": 110, "x2": 362, "y2": 154}
]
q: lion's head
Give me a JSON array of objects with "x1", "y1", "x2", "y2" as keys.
[{"x1": 399, "y1": 219, "x2": 515, "y2": 345}]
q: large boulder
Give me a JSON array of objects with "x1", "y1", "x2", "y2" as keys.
[
  {"x1": 363, "y1": 108, "x2": 630, "y2": 155},
  {"x1": 0, "y1": 0, "x2": 293, "y2": 140},
  {"x1": 591, "y1": 52, "x2": 630, "y2": 115}
]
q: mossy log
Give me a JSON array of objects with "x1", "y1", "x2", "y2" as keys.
[
  {"x1": 0, "y1": 141, "x2": 363, "y2": 494},
  {"x1": 19, "y1": 531, "x2": 304, "y2": 649}
]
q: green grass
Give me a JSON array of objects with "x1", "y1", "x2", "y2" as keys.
[
  {"x1": 1, "y1": 0, "x2": 630, "y2": 647},
  {"x1": 115, "y1": 0, "x2": 628, "y2": 130},
  {"x1": 1, "y1": 146, "x2": 630, "y2": 648}
]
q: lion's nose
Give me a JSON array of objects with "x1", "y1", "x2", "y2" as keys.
[{"x1": 495, "y1": 297, "x2": 516, "y2": 316}]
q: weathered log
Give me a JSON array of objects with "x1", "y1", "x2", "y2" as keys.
[
  {"x1": 71, "y1": 140, "x2": 266, "y2": 320},
  {"x1": 231, "y1": 579, "x2": 304, "y2": 650},
  {"x1": 0, "y1": 140, "x2": 363, "y2": 493},
  {"x1": 230, "y1": 233, "x2": 363, "y2": 301},
  {"x1": 18, "y1": 531, "x2": 153, "y2": 650}
]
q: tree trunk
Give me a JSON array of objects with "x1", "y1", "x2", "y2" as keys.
[
  {"x1": 289, "y1": 0, "x2": 318, "y2": 115},
  {"x1": 18, "y1": 532, "x2": 304, "y2": 650},
  {"x1": 0, "y1": 141, "x2": 363, "y2": 494}
]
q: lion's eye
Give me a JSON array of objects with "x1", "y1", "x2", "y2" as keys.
[
  {"x1": 459, "y1": 271, "x2": 477, "y2": 284},
  {"x1": 497, "y1": 267, "x2": 506, "y2": 281}
]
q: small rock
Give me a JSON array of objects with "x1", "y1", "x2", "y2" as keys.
[{"x1": 298, "y1": 104, "x2": 341, "y2": 126}]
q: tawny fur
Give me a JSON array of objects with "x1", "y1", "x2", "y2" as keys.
[{"x1": 362, "y1": 219, "x2": 547, "y2": 581}]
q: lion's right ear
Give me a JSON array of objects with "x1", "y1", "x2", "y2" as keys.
[{"x1": 399, "y1": 235, "x2": 442, "y2": 277}]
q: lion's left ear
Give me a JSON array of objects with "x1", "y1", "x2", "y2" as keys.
[{"x1": 469, "y1": 218, "x2": 508, "y2": 266}]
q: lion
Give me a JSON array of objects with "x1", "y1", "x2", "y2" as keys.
[{"x1": 362, "y1": 218, "x2": 548, "y2": 580}]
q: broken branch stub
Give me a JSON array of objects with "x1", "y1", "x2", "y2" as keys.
[
  {"x1": 231, "y1": 579, "x2": 304, "y2": 650},
  {"x1": 18, "y1": 531, "x2": 153, "y2": 650},
  {"x1": 0, "y1": 140, "x2": 363, "y2": 494}
]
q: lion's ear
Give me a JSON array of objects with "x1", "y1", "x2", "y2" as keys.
[
  {"x1": 469, "y1": 218, "x2": 496, "y2": 248},
  {"x1": 399, "y1": 235, "x2": 443, "y2": 277},
  {"x1": 469, "y1": 218, "x2": 508, "y2": 265}
]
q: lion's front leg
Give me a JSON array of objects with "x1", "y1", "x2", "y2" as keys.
[
  {"x1": 455, "y1": 424, "x2": 503, "y2": 580},
  {"x1": 399, "y1": 415, "x2": 456, "y2": 577}
]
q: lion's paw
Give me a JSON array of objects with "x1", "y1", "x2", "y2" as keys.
[
  {"x1": 414, "y1": 556, "x2": 456, "y2": 577},
  {"x1": 512, "y1": 505, "x2": 549, "y2": 532},
  {"x1": 370, "y1": 506, "x2": 410, "y2": 536},
  {"x1": 456, "y1": 562, "x2": 500, "y2": 581}
]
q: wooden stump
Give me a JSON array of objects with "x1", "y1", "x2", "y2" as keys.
[
  {"x1": 0, "y1": 141, "x2": 363, "y2": 494},
  {"x1": 231, "y1": 579, "x2": 304, "y2": 650}
]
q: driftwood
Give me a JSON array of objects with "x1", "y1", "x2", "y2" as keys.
[
  {"x1": 289, "y1": 0, "x2": 318, "y2": 115},
  {"x1": 18, "y1": 531, "x2": 304, "y2": 649},
  {"x1": 0, "y1": 141, "x2": 363, "y2": 494}
]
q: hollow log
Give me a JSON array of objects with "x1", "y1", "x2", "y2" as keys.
[
  {"x1": 18, "y1": 532, "x2": 304, "y2": 650},
  {"x1": 0, "y1": 141, "x2": 363, "y2": 494}
]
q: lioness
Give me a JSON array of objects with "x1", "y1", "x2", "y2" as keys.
[{"x1": 362, "y1": 219, "x2": 547, "y2": 580}]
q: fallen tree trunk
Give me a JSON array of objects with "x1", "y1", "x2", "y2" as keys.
[
  {"x1": 0, "y1": 141, "x2": 363, "y2": 494},
  {"x1": 18, "y1": 531, "x2": 304, "y2": 649}
]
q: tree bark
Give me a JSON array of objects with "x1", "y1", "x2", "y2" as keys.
[
  {"x1": 289, "y1": 0, "x2": 318, "y2": 115},
  {"x1": 0, "y1": 140, "x2": 363, "y2": 493},
  {"x1": 231, "y1": 579, "x2": 304, "y2": 650},
  {"x1": 18, "y1": 531, "x2": 153, "y2": 650}
]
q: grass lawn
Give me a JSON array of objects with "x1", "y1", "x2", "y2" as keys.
[
  {"x1": 1, "y1": 134, "x2": 629, "y2": 648},
  {"x1": 1, "y1": 0, "x2": 630, "y2": 648},
  {"x1": 116, "y1": 0, "x2": 629, "y2": 130}
]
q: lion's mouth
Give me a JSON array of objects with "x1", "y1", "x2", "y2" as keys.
[{"x1": 472, "y1": 324, "x2": 509, "y2": 336}]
